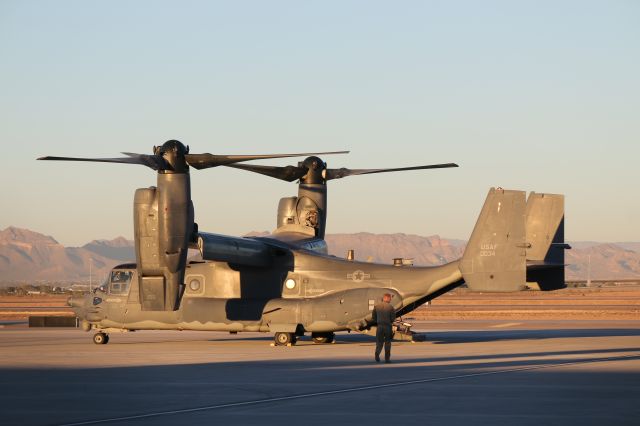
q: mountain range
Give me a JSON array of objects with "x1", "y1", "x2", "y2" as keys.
[
  {"x1": 0, "y1": 227, "x2": 132, "y2": 283},
  {"x1": 1, "y1": 226, "x2": 638, "y2": 284}
]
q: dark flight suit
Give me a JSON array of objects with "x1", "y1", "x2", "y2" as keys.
[{"x1": 372, "y1": 301, "x2": 395, "y2": 362}]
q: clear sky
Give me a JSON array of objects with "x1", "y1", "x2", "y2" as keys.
[{"x1": 1, "y1": 1, "x2": 638, "y2": 246}]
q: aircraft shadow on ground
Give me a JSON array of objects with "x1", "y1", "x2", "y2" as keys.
[
  {"x1": 260, "y1": 327, "x2": 640, "y2": 345},
  {"x1": 423, "y1": 328, "x2": 640, "y2": 344},
  {"x1": 83, "y1": 327, "x2": 640, "y2": 346},
  {"x1": 2, "y1": 346, "x2": 639, "y2": 378},
  {"x1": 2, "y1": 351, "x2": 640, "y2": 426},
  {"x1": 2, "y1": 341, "x2": 640, "y2": 426}
]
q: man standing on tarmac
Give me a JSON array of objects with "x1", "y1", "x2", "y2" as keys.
[{"x1": 372, "y1": 293, "x2": 395, "y2": 363}]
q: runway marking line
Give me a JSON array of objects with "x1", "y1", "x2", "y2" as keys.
[
  {"x1": 56, "y1": 353, "x2": 640, "y2": 426},
  {"x1": 490, "y1": 322, "x2": 523, "y2": 328}
]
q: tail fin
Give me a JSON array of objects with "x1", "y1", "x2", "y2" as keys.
[
  {"x1": 525, "y1": 192, "x2": 568, "y2": 290},
  {"x1": 460, "y1": 188, "x2": 527, "y2": 292}
]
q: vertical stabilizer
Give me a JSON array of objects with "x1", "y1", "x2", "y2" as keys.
[
  {"x1": 525, "y1": 193, "x2": 564, "y2": 261},
  {"x1": 525, "y1": 192, "x2": 567, "y2": 290},
  {"x1": 460, "y1": 188, "x2": 527, "y2": 292}
]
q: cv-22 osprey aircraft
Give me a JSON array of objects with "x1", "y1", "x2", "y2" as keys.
[{"x1": 39, "y1": 140, "x2": 568, "y2": 345}]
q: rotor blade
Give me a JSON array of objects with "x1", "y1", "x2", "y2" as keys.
[
  {"x1": 185, "y1": 151, "x2": 349, "y2": 170},
  {"x1": 37, "y1": 155, "x2": 166, "y2": 170},
  {"x1": 325, "y1": 163, "x2": 459, "y2": 180},
  {"x1": 225, "y1": 163, "x2": 308, "y2": 182},
  {"x1": 120, "y1": 152, "x2": 168, "y2": 170}
]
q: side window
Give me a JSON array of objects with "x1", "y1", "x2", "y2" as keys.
[{"x1": 110, "y1": 271, "x2": 133, "y2": 295}]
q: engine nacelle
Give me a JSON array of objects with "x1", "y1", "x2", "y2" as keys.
[
  {"x1": 277, "y1": 197, "x2": 298, "y2": 228},
  {"x1": 133, "y1": 173, "x2": 194, "y2": 311},
  {"x1": 274, "y1": 190, "x2": 326, "y2": 238}
]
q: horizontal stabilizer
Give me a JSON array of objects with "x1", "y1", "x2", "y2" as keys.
[{"x1": 527, "y1": 261, "x2": 566, "y2": 270}]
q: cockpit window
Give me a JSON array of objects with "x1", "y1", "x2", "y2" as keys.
[
  {"x1": 95, "y1": 276, "x2": 109, "y2": 293},
  {"x1": 110, "y1": 270, "x2": 133, "y2": 295}
]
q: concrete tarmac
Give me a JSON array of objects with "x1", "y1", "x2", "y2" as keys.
[{"x1": 1, "y1": 320, "x2": 639, "y2": 426}]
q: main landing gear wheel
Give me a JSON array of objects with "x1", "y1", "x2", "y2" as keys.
[
  {"x1": 274, "y1": 332, "x2": 296, "y2": 346},
  {"x1": 311, "y1": 332, "x2": 335, "y2": 344},
  {"x1": 93, "y1": 332, "x2": 109, "y2": 345}
]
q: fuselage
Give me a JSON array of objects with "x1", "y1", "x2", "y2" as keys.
[{"x1": 71, "y1": 235, "x2": 463, "y2": 334}]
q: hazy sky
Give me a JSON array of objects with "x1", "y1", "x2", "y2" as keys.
[{"x1": 1, "y1": 1, "x2": 638, "y2": 246}]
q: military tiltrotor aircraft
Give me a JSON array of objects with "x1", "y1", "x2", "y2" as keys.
[{"x1": 39, "y1": 140, "x2": 568, "y2": 345}]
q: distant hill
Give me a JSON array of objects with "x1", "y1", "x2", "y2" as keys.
[
  {"x1": 325, "y1": 232, "x2": 464, "y2": 266},
  {"x1": 1, "y1": 226, "x2": 639, "y2": 284},
  {"x1": 565, "y1": 244, "x2": 640, "y2": 280},
  {"x1": 83, "y1": 237, "x2": 135, "y2": 261},
  {"x1": 0, "y1": 227, "x2": 131, "y2": 283},
  {"x1": 611, "y1": 242, "x2": 640, "y2": 253},
  {"x1": 569, "y1": 241, "x2": 640, "y2": 252}
]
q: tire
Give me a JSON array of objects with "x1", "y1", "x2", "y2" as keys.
[
  {"x1": 311, "y1": 332, "x2": 335, "y2": 344},
  {"x1": 93, "y1": 332, "x2": 107, "y2": 345},
  {"x1": 274, "y1": 332, "x2": 295, "y2": 346}
]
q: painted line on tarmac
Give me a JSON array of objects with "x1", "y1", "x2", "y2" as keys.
[{"x1": 56, "y1": 353, "x2": 640, "y2": 426}]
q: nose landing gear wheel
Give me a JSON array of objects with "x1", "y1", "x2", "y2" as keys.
[
  {"x1": 93, "y1": 332, "x2": 109, "y2": 345},
  {"x1": 274, "y1": 332, "x2": 296, "y2": 346}
]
